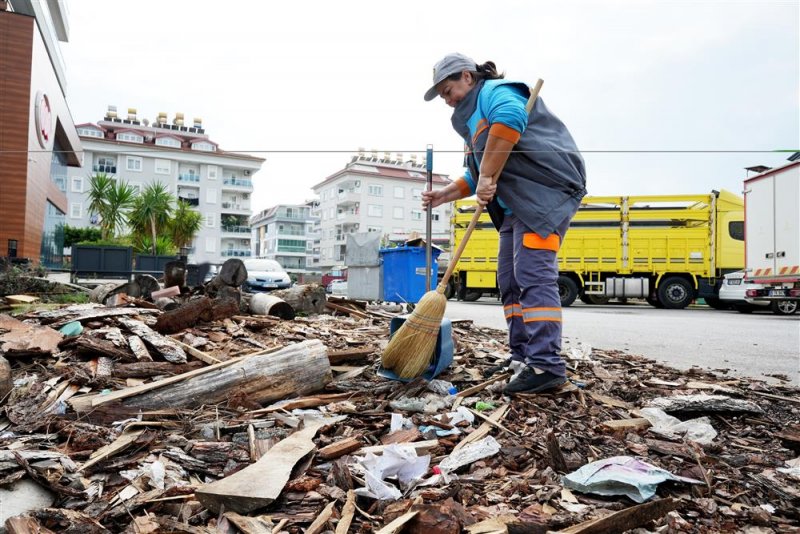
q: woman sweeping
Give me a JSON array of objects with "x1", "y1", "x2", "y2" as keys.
[{"x1": 421, "y1": 53, "x2": 587, "y2": 394}]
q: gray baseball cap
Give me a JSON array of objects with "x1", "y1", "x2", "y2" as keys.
[{"x1": 423, "y1": 53, "x2": 477, "y2": 101}]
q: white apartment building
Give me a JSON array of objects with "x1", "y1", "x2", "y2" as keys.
[
  {"x1": 250, "y1": 201, "x2": 321, "y2": 280},
  {"x1": 312, "y1": 154, "x2": 451, "y2": 271},
  {"x1": 65, "y1": 107, "x2": 264, "y2": 265}
]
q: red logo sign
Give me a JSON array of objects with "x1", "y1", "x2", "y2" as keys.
[{"x1": 35, "y1": 91, "x2": 52, "y2": 148}]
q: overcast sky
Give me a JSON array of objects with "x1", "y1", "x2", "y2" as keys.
[{"x1": 62, "y1": 0, "x2": 799, "y2": 213}]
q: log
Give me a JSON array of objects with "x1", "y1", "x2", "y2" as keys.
[
  {"x1": 74, "y1": 334, "x2": 134, "y2": 361},
  {"x1": 164, "y1": 260, "x2": 187, "y2": 288},
  {"x1": 154, "y1": 297, "x2": 213, "y2": 334},
  {"x1": 117, "y1": 317, "x2": 187, "y2": 363},
  {"x1": 111, "y1": 361, "x2": 203, "y2": 379},
  {"x1": 207, "y1": 259, "x2": 247, "y2": 295},
  {"x1": 75, "y1": 340, "x2": 331, "y2": 412},
  {"x1": 0, "y1": 356, "x2": 12, "y2": 400},
  {"x1": 205, "y1": 296, "x2": 240, "y2": 322},
  {"x1": 270, "y1": 284, "x2": 327, "y2": 315}
]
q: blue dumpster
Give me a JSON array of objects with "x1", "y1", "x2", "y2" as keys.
[{"x1": 380, "y1": 246, "x2": 441, "y2": 303}]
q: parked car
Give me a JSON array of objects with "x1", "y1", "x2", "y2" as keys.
[
  {"x1": 718, "y1": 270, "x2": 797, "y2": 315},
  {"x1": 242, "y1": 259, "x2": 291, "y2": 292},
  {"x1": 328, "y1": 279, "x2": 348, "y2": 296}
]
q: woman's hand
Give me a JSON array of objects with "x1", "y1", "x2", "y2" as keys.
[
  {"x1": 421, "y1": 189, "x2": 446, "y2": 209},
  {"x1": 476, "y1": 175, "x2": 496, "y2": 206}
]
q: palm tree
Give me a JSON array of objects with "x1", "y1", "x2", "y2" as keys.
[
  {"x1": 129, "y1": 181, "x2": 174, "y2": 255},
  {"x1": 168, "y1": 200, "x2": 204, "y2": 251},
  {"x1": 86, "y1": 173, "x2": 135, "y2": 240},
  {"x1": 86, "y1": 173, "x2": 113, "y2": 239}
]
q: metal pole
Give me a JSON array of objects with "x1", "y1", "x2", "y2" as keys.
[{"x1": 425, "y1": 145, "x2": 433, "y2": 292}]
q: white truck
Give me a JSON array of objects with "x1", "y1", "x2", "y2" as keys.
[{"x1": 743, "y1": 159, "x2": 800, "y2": 301}]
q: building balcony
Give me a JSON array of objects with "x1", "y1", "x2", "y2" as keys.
[
  {"x1": 178, "y1": 196, "x2": 199, "y2": 206},
  {"x1": 336, "y1": 191, "x2": 360, "y2": 206},
  {"x1": 178, "y1": 173, "x2": 200, "y2": 183},
  {"x1": 223, "y1": 177, "x2": 252, "y2": 188},
  {"x1": 336, "y1": 212, "x2": 359, "y2": 225},
  {"x1": 221, "y1": 249, "x2": 252, "y2": 257},
  {"x1": 92, "y1": 164, "x2": 116, "y2": 174},
  {"x1": 221, "y1": 202, "x2": 250, "y2": 212},
  {"x1": 221, "y1": 225, "x2": 251, "y2": 234},
  {"x1": 53, "y1": 176, "x2": 67, "y2": 192}
]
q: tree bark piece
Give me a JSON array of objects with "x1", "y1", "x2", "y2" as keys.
[
  {"x1": 127, "y1": 335, "x2": 152, "y2": 361},
  {"x1": 207, "y1": 259, "x2": 247, "y2": 296},
  {"x1": 546, "y1": 431, "x2": 568, "y2": 473},
  {"x1": 196, "y1": 421, "x2": 324, "y2": 514},
  {"x1": 74, "y1": 335, "x2": 133, "y2": 361},
  {"x1": 154, "y1": 297, "x2": 212, "y2": 334},
  {"x1": 117, "y1": 317, "x2": 187, "y2": 364},
  {"x1": 558, "y1": 497, "x2": 678, "y2": 534},
  {"x1": 0, "y1": 356, "x2": 12, "y2": 400},
  {"x1": 305, "y1": 500, "x2": 335, "y2": 534}
]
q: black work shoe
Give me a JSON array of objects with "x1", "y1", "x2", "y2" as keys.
[{"x1": 503, "y1": 367, "x2": 566, "y2": 395}]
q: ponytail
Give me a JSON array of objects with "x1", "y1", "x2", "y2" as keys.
[{"x1": 474, "y1": 61, "x2": 504, "y2": 81}]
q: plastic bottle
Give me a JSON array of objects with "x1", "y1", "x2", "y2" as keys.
[{"x1": 427, "y1": 379, "x2": 457, "y2": 396}]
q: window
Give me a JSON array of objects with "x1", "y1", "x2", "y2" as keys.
[
  {"x1": 393, "y1": 206, "x2": 403, "y2": 219},
  {"x1": 154, "y1": 159, "x2": 171, "y2": 174},
  {"x1": 729, "y1": 221, "x2": 744, "y2": 241},
  {"x1": 71, "y1": 177, "x2": 83, "y2": 193},
  {"x1": 192, "y1": 141, "x2": 216, "y2": 152},
  {"x1": 368, "y1": 204, "x2": 383, "y2": 217},
  {"x1": 368, "y1": 184, "x2": 383, "y2": 196},
  {"x1": 205, "y1": 214, "x2": 215, "y2": 227},
  {"x1": 205, "y1": 237, "x2": 216, "y2": 253},
  {"x1": 411, "y1": 188, "x2": 422, "y2": 199},
  {"x1": 368, "y1": 226, "x2": 382, "y2": 233},
  {"x1": 78, "y1": 127, "x2": 103, "y2": 138},
  {"x1": 155, "y1": 136, "x2": 181, "y2": 148},
  {"x1": 411, "y1": 209, "x2": 422, "y2": 221},
  {"x1": 207, "y1": 165, "x2": 217, "y2": 180},
  {"x1": 126, "y1": 156, "x2": 142, "y2": 172},
  {"x1": 432, "y1": 212, "x2": 440, "y2": 221},
  {"x1": 394, "y1": 186, "x2": 405, "y2": 199},
  {"x1": 69, "y1": 203, "x2": 82, "y2": 219},
  {"x1": 130, "y1": 182, "x2": 142, "y2": 195},
  {"x1": 117, "y1": 132, "x2": 143, "y2": 143},
  {"x1": 206, "y1": 188, "x2": 217, "y2": 204}
]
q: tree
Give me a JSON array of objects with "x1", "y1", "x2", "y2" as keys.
[
  {"x1": 169, "y1": 200, "x2": 204, "y2": 250},
  {"x1": 86, "y1": 173, "x2": 113, "y2": 239},
  {"x1": 85, "y1": 173, "x2": 136, "y2": 240},
  {"x1": 129, "y1": 181, "x2": 174, "y2": 255}
]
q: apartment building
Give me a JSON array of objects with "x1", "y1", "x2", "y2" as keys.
[
  {"x1": 311, "y1": 153, "x2": 451, "y2": 271},
  {"x1": 250, "y1": 201, "x2": 320, "y2": 280},
  {"x1": 65, "y1": 107, "x2": 264, "y2": 265},
  {"x1": 0, "y1": 1, "x2": 82, "y2": 266}
]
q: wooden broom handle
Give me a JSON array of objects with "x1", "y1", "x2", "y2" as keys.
[{"x1": 436, "y1": 79, "x2": 544, "y2": 293}]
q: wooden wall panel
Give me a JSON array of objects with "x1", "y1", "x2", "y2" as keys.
[{"x1": 0, "y1": 12, "x2": 34, "y2": 259}]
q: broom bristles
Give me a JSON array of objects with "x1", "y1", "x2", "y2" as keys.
[{"x1": 382, "y1": 288, "x2": 448, "y2": 379}]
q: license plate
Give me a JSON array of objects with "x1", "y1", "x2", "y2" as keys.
[
  {"x1": 769, "y1": 289, "x2": 786, "y2": 297},
  {"x1": 728, "y1": 279, "x2": 741, "y2": 285}
]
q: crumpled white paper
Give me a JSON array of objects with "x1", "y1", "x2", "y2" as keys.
[
  {"x1": 353, "y1": 444, "x2": 430, "y2": 500},
  {"x1": 639, "y1": 407, "x2": 717, "y2": 445},
  {"x1": 420, "y1": 406, "x2": 476, "y2": 437},
  {"x1": 438, "y1": 436, "x2": 501, "y2": 475}
]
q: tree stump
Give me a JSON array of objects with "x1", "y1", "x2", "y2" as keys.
[{"x1": 271, "y1": 284, "x2": 327, "y2": 315}]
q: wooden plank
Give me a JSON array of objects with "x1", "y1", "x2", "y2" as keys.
[
  {"x1": 195, "y1": 421, "x2": 324, "y2": 514},
  {"x1": 375, "y1": 511, "x2": 419, "y2": 534},
  {"x1": 453, "y1": 405, "x2": 509, "y2": 453},
  {"x1": 318, "y1": 436, "x2": 363, "y2": 460},
  {"x1": 327, "y1": 346, "x2": 374, "y2": 364},
  {"x1": 335, "y1": 490, "x2": 356, "y2": 534},
  {"x1": 222, "y1": 512, "x2": 273, "y2": 534},
  {"x1": 600, "y1": 418, "x2": 651, "y2": 431},
  {"x1": 250, "y1": 392, "x2": 355, "y2": 415},
  {"x1": 171, "y1": 337, "x2": 222, "y2": 364},
  {"x1": 587, "y1": 391, "x2": 634, "y2": 410},
  {"x1": 359, "y1": 439, "x2": 439, "y2": 456},
  {"x1": 467, "y1": 407, "x2": 519, "y2": 437},
  {"x1": 117, "y1": 317, "x2": 187, "y2": 364},
  {"x1": 558, "y1": 497, "x2": 678, "y2": 534},
  {"x1": 456, "y1": 373, "x2": 511, "y2": 398},
  {"x1": 305, "y1": 500, "x2": 336, "y2": 534},
  {"x1": 79, "y1": 427, "x2": 145, "y2": 472}
]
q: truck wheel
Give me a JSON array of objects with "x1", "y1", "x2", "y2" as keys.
[
  {"x1": 463, "y1": 290, "x2": 483, "y2": 302},
  {"x1": 657, "y1": 277, "x2": 694, "y2": 309},
  {"x1": 771, "y1": 300, "x2": 798, "y2": 315},
  {"x1": 558, "y1": 276, "x2": 579, "y2": 307},
  {"x1": 580, "y1": 294, "x2": 610, "y2": 305}
]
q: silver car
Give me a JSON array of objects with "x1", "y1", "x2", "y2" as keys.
[
  {"x1": 718, "y1": 270, "x2": 797, "y2": 315},
  {"x1": 242, "y1": 259, "x2": 291, "y2": 292}
]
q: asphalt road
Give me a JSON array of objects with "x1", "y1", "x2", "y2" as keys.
[{"x1": 443, "y1": 298, "x2": 800, "y2": 386}]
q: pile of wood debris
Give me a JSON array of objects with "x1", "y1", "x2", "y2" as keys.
[{"x1": 1, "y1": 291, "x2": 798, "y2": 533}]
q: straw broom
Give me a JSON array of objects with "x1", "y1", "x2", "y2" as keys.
[{"x1": 382, "y1": 80, "x2": 544, "y2": 379}]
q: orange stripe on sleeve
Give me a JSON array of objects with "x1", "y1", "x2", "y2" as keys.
[
  {"x1": 489, "y1": 123, "x2": 522, "y2": 144},
  {"x1": 455, "y1": 177, "x2": 472, "y2": 197}
]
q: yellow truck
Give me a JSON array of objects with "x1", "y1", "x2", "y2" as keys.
[{"x1": 449, "y1": 190, "x2": 745, "y2": 309}]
